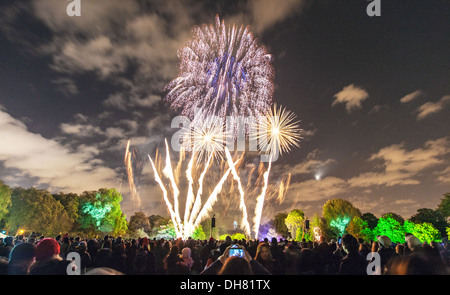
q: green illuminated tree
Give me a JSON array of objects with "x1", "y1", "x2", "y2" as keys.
[
  {"x1": 409, "y1": 208, "x2": 448, "y2": 237},
  {"x1": 362, "y1": 212, "x2": 378, "y2": 229},
  {"x1": 381, "y1": 212, "x2": 404, "y2": 225},
  {"x1": 295, "y1": 227, "x2": 303, "y2": 241},
  {"x1": 0, "y1": 181, "x2": 11, "y2": 227},
  {"x1": 285, "y1": 209, "x2": 304, "y2": 240},
  {"x1": 78, "y1": 188, "x2": 128, "y2": 236},
  {"x1": 403, "y1": 220, "x2": 441, "y2": 242},
  {"x1": 219, "y1": 233, "x2": 247, "y2": 241},
  {"x1": 231, "y1": 232, "x2": 247, "y2": 241},
  {"x1": 347, "y1": 216, "x2": 375, "y2": 241},
  {"x1": 153, "y1": 222, "x2": 176, "y2": 240},
  {"x1": 302, "y1": 214, "x2": 322, "y2": 242},
  {"x1": 200, "y1": 219, "x2": 212, "y2": 239},
  {"x1": 373, "y1": 216, "x2": 405, "y2": 243},
  {"x1": 323, "y1": 198, "x2": 361, "y2": 238},
  {"x1": 192, "y1": 225, "x2": 207, "y2": 240}
]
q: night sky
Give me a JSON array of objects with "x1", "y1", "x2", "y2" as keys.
[{"x1": 0, "y1": 0, "x2": 449, "y2": 225}]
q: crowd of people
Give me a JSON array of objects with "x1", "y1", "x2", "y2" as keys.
[{"x1": 0, "y1": 232, "x2": 449, "y2": 275}]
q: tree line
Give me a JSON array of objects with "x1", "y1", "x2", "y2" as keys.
[
  {"x1": 265, "y1": 195, "x2": 450, "y2": 243},
  {"x1": 1, "y1": 180, "x2": 449, "y2": 242},
  {"x1": 0, "y1": 180, "x2": 128, "y2": 237}
]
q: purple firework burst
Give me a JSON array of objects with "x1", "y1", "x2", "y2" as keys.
[{"x1": 164, "y1": 15, "x2": 275, "y2": 134}]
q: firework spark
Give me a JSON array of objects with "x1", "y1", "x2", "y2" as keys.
[
  {"x1": 182, "y1": 114, "x2": 228, "y2": 162},
  {"x1": 148, "y1": 154, "x2": 182, "y2": 238},
  {"x1": 162, "y1": 139, "x2": 183, "y2": 229},
  {"x1": 192, "y1": 159, "x2": 239, "y2": 230},
  {"x1": 164, "y1": 15, "x2": 275, "y2": 136},
  {"x1": 224, "y1": 148, "x2": 251, "y2": 236},
  {"x1": 124, "y1": 140, "x2": 142, "y2": 212},
  {"x1": 253, "y1": 156, "x2": 272, "y2": 239}
]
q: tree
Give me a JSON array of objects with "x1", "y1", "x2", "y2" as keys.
[
  {"x1": 192, "y1": 225, "x2": 207, "y2": 240},
  {"x1": 317, "y1": 217, "x2": 331, "y2": 241},
  {"x1": 53, "y1": 192, "x2": 79, "y2": 231},
  {"x1": 78, "y1": 188, "x2": 128, "y2": 236},
  {"x1": 410, "y1": 208, "x2": 448, "y2": 237},
  {"x1": 303, "y1": 214, "x2": 322, "y2": 242},
  {"x1": 153, "y1": 222, "x2": 177, "y2": 240},
  {"x1": 347, "y1": 216, "x2": 375, "y2": 241},
  {"x1": 128, "y1": 212, "x2": 151, "y2": 234},
  {"x1": 323, "y1": 198, "x2": 361, "y2": 238},
  {"x1": 219, "y1": 232, "x2": 247, "y2": 241},
  {"x1": 8, "y1": 188, "x2": 73, "y2": 236},
  {"x1": 148, "y1": 215, "x2": 170, "y2": 236},
  {"x1": 403, "y1": 220, "x2": 441, "y2": 243},
  {"x1": 381, "y1": 212, "x2": 404, "y2": 225},
  {"x1": 295, "y1": 227, "x2": 303, "y2": 241},
  {"x1": 231, "y1": 233, "x2": 247, "y2": 241},
  {"x1": 0, "y1": 181, "x2": 11, "y2": 227},
  {"x1": 361, "y1": 212, "x2": 378, "y2": 230},
  {"x1": 272, "y1": 212, "x2": 289, "y2": 238},
  {"x1": 437, "y1": 193, "x2": 450, "y2": 221},
  {"x1": 373, "y1": 216, "x2": 405, "y2": 243},
  {"x1": 148, "y1": 215, "x2": 168, "y2": 229},
  {"x1": 285, "y1": 209, "x2": 304, "y2": 240},
  {"x1": 201, "y1": 219, "x2": 212, "y2": 239}
]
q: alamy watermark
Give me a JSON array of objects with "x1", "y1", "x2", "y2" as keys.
[
  {"x1": 66, "y1": 0, "x2": 81, "y2": 17},
  {"x1": 366, "y1": 0, "x2": 381, "y2": 17},
  {"x1": 66, "y1": 251, "x2": 81, "y2": 275}
]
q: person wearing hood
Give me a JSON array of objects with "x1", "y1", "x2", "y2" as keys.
[
  {"x1": 180, "y1": 247, "x2": 194, "y2": 272},
  {"x1": 338, "y1": 234, "x2": 367, "y2": 275},
  {"x1": 8, "y1": 242, "x2": 36, "y2": 275},
  {"x1": 0, "y1": 236, "x2": 14, "y2": 258}
]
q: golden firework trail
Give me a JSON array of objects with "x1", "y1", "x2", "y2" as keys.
[
  {"x1": 225, "y1": 148, "x2": 251, "y2": 236},
  {"x1": 253, "y1": 156, "x2": 272, "y2": 239},
  {"x1": 124, "y1": 139, "x2": 142, "y2": 211}
]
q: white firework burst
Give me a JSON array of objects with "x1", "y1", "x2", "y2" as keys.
[{"x1": 164, "y1": 15, "x2": 275, "y2": 136}]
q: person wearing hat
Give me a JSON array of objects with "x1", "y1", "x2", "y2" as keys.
[
  {"x1": 8, "y1": 242, "x2": 36, "y2": 275},
  {"x1": 377, "y1": 235, "x2": 398, "y2": 274},
  {"x1": 29, "y1": 238, "x2": 70, "y2": 275},
  {"x1": 405, "y1": 234, "x2": 422, "y2": 252},
  {"x1": 180, "y1": 247, "x2": 194, "y2": 271}
]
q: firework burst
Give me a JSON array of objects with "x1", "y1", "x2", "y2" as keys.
[
  {"x1": 181, "y1": 114, "x2": 228, "y2": 162},
  {"x1": 164, "y1": 15, "x2": 275, "y2": 136},
  {"x1": 253, "y1": 104, "x2": 302, "y2": 158}
]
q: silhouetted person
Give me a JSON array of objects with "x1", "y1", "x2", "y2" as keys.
[
  {"x1": 338, "y1": 234, "x2": 367, "y2": 275},
  {"x1": 8, "y1": 242, "x2": 36, "y2": 275}
]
